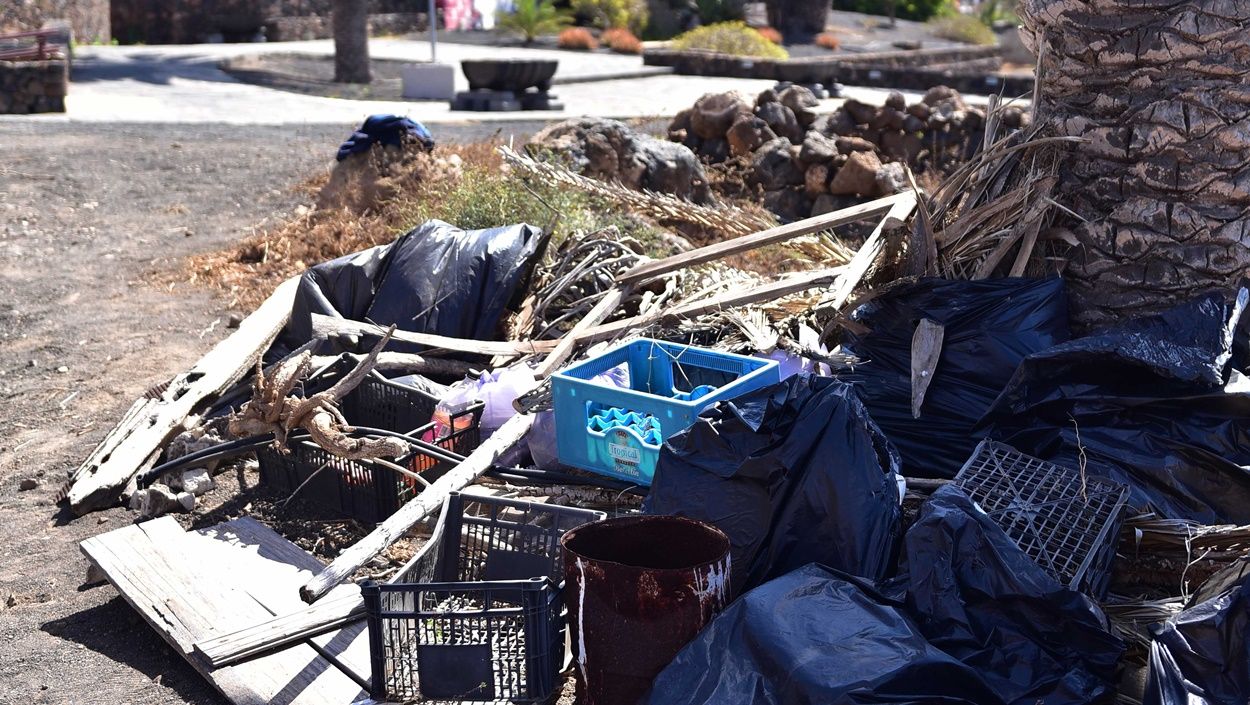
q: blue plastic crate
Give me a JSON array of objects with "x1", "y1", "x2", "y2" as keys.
[{"x1": 552, "y1": 338, "x2": 780, "y2": 485}]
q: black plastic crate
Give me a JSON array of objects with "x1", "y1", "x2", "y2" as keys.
[
  {"x1": 953, "y1": 440, "x2": 1130, "y2": 598},
  {"x1": 256, "y1": 363, "x2": 483, "y2": 524},
  {"x1": 363, "y1": 493, "x2": 605, "y2": 703}
]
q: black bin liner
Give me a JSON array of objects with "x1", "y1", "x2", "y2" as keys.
[
  {"x1": 835, "y1": 277, "x2": 1070, "y2": 479},
  {"x1": 1145, "y1": 563, "x2": 1250, "y2": 705},
  {"x1": 643, "y1": 375, "x2": 902, "y2": 596},
  {"x1": 903, "y1": 486, "x2": 1124, "y2": 705},
  {"x1": 982, "y1": 290, "x2": 1250, "y2": 524},
  {"x1": 648, "y1": 486, "x2": 1123, "y2": 705},
  {"x1": 646, "y1": 564, "x2": 1004, "y2": 705},
  {"x1": 279, "y1": 219, "x2": 544, "y2": 354}
]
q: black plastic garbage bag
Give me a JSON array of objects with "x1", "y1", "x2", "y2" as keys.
[
  {"x1": 279, "y1": 219, "x2": 544, "y2": 354},
  {"x1": 645, "y1": 564, "x2": 1005, "y2": 705},
  {"x1": 1144, "y1": 564, "x2": 1250, "y2": 705},
  {"x1": 904, "y1": 486, "x2": 1124, "y2": 705},
  {"x1": 982, "y1": 290, "x2": 1250, "y2": 524},
  {"x1": 643, "y1": 375, "x2": 902, "y2": 596},
  {"x1": 836, "y1": 277, "x2": 1070, "y2": 479}
]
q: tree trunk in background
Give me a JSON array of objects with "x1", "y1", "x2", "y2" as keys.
[
  {"x1": 1019, "y1": 0, "x2": 1250, "y2": 329},
  {"x1": 765, "y1": 0, "x2": 827, "y2": 38},
  {"x1": 333, "y1": 0, "x2": 371, "y2": 83}
]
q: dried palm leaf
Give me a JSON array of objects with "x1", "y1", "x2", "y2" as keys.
[{"x1": 499, "y1": 145, "x2": 776, "y2": 237}]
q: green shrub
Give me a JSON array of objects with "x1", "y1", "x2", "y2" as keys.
[
  {"x1": 670, "y1": 21, "x2": 789, "y2": 59},
  {"x1": 694, "y1": 0, "x2": 746, "y2": 24},
  {"x1": 832, "y1": 0, "x2": 952, "y2": 22},
  {"x1": 572, "y1": 0, "x2": 650, "y2": 34},
  {"x1": 398, "y1": 161, "x2": 659, "y2": 252},
  {"x1": 496, "y1": 0, "x2": 572, "y2": 43},
  {"x1": 928, "y1": 14, "x2": 996, "y2": 45}
]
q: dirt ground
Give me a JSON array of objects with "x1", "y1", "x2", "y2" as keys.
[{"x1": 0, "y1": 119, "x2": 551, "y2": 705}]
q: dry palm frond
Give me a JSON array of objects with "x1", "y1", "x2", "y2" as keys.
[
  {"x1": 1125, "y1": 515, "x2": 1250, "y2": 554},
  {"x1": 1112, "y1": 514, "x2": 1250, "y2": 600},
  {"x1": 499, "y1": 145, "x2": 776, "y2": 237},
  {"x1": 1104, "y1": 598, "x2": 1184, "y2": 651},
  {"x1": 788, "y1": 231, "x2": 859, "y2": 266},
  {"x1": 923, "y1": 90, "x2": 1086, "y2": 280}
]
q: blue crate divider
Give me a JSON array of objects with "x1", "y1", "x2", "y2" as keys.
[{"x1": 552, "y1": 338, "x2": 780, "y2": 485}]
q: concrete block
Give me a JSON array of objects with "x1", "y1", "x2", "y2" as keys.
[{"x1": 402, "y1": 62, "x2": 456, "y2": 100}]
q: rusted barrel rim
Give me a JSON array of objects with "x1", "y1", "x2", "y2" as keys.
[{"x1": 561, "y1": 514, "x2": 730, "y2": 574}]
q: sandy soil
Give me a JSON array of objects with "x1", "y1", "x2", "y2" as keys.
[{"x1": 0, "y1": 120, "x2": 549, "y2": 705}]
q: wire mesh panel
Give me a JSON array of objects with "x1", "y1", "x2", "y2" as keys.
[
  {"x1": 366, "y1": 494, "x2": 606, "y2": 702},
  {"x1": 953, "y1": 440, "x2": 1129, "y2": 598}
]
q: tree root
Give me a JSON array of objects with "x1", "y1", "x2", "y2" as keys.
[{"x1": 227, "y1": 325, "x2": 409, "y2": 460}]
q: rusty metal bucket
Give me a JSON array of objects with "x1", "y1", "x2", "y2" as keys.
[{"x1": 561, "y1": 515, "x2": 731, "y2": 705}]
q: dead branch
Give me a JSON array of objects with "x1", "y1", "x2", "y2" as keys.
[{"x1": 227, "y1": 326, "x2": 408, "y2": 460}]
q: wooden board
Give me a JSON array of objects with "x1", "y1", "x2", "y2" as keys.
[
  {"x1": 616, "y1": 193, "x2": 908, "y2": 285},
  {"x1": 574, "y1": 267, "x2": 845, "y2": 345},
  {"x1": 309, "y1": 314, "x2": 557, "y2": 357},
  {"x1": 67, "y1": 276, "x2": 300, "y2": 514},
  {"x1": 81, "y1": 517, "x2": 371, "y2": 705}
]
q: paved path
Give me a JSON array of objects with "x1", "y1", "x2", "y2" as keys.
[{"x1": 0, "y1": 40, "x2": 990, "y2": 125}]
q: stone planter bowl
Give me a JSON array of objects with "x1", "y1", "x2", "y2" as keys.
[{"x1": 460, "y1": 59, "x2": 558, "y2": 92}]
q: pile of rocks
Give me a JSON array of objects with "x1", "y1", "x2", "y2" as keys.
[
  {"x1": 668, "y1": 84, "x2": 1028, "y2": 221},
  {"x1": 529, "y1": 118, "x2": 712, "y2": 204},
  {"x1": 0, "y1": 58, "x2": 67, "y2": 114}
]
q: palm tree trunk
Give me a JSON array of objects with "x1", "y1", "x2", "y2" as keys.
[
  {"x1": 1019, "y1": 0, "x2": 1250, "y2": 328},
  {"x1": 333, "y1": 0, "x2": 371, "y2": 84}
]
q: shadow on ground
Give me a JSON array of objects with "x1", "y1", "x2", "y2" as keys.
[
  {"x1": 72, "y1": 52, "x2": 239, "y2": 85},
  {"x1": 41, "y1": 596, "x2": 225, "y2": 704}
]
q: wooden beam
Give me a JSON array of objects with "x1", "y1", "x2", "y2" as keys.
[
  {"x1": 194, "y1": 592, "x2": 366, "y2": 668},
  {"x1": 616, "y1": 193, "x2": 908, "y2": 286},
  {"x1": 81, "y1": 517, "x2": 370, "y2": 705},
  {"x1": 300, "y1": 412, "x2": 536, "y2": 603},
  {"x1": 67, "y1": 276, "x2": 300, "y2": 515},
  {"x1": 574, "y1": 267, "x2": 845, "y2": 345},
  {"x1": 309, "y1": 315, "x2": 556, "y2": 358}
]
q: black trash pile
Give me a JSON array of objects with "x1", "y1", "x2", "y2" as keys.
[
  {"x1": 635, "y1": 277, "x2": 1250, "y2": 705},
  {"x1": 65, "y1": 115, "x2": 1250, "y2": 705}
]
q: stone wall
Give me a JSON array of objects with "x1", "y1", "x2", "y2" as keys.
[
  {"x1": 643, "y1": 45, "x2": 1032, "y2": 94},
  {"x1": 264, "y1": 12, "x2": 428, "y2": 42},
  {"x1": 0, "y1": 0, "x2": 109, "y2": 44},
  {"x1": 0, "y1": 59, "x2": 69, "y2": 114},
  {"x1": 111, "y1": 0, "x2": 425, "y2": 44}
]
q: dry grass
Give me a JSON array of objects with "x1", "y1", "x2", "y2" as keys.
[{"x1": 185, "y1": 139, "x2": 670, "y2": 310}]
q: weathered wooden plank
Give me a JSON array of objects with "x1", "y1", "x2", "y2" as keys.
[
  {"x1": 300, "y1": 412, "x2": 536, "y2": 603},
  {"x1": 616, "y1": 193, "x2": 908, "y2": 285},
  {"x1": 68, "y1": 276, "x2": 301, "y2": 514},
  {"x1": 575, "y1": 267, "x2": 845, "y2": 345},
  {"x1": 81, "y1": 517, "x2": 369, "y2": 705},
  {"x1": 309, "y1": 315, "x2": 557, "y2": 357},
  {"x1": 195, "y1": 593, "x2": 366, "y2": 668}
]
